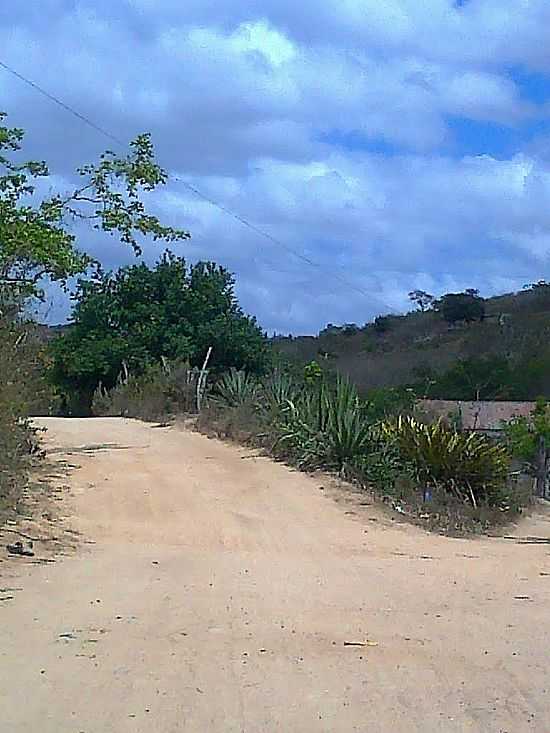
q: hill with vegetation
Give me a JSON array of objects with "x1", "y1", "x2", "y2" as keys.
[{"x1": 273, "y1": 284, "x2": 550, "y2": 401}]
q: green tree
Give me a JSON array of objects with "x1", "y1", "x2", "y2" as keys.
[
  {"x1": 49, "y1": 254, "x2": 271, "y2": 413},
  {"x1": 408, "y1": 289, "x2": 434, "y2": 312},
  {"x1": 423, "y1": 356, "x2": 513, "y2": 401},
  {"x1": 0, "y1": 111, "x2": 189, "y2": 294},
  {"x1": 504, "y1": 398, "x2": 550, "y2": 498},
  {"x1": 1, "y1": 111, "x2": 189, "y2": 506},
  {"x1": 438, "y1": 292, "x2": 485, "y2": 325}
]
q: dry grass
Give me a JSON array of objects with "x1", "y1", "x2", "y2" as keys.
[{"x1": 0, "y1": 316, "x2": 54, "y2": 522}]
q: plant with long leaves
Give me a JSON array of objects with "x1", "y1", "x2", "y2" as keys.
[
  {"x1": 259, "y1": 371, "x2": 299, "y2": 420},
  {"x1": 276, "y1": 376, "x2": 374, "y2": 473},
  {"x1": 383, "y1": 416, "x2": 510, "y2": 506},
  {"x1": 211, "y1": 368, "x2": 259, "y2": 408}
]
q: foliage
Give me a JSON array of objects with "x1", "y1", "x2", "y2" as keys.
[
  {"x1": 417, "y1": 352, "x2": 550, "y2": 402},
  {"x1": 503, "y1": 400, "x2": 550, "y2": 497},
  {"x1": 383, "y1": 416, "x2": 510, "y2": 506},
  {"x1": 275, "y1": 376, "x2": 374, "y2": 473},
  {"x1": 49, "y1": 254, "x2": 271, "y2": 413},
  {"x1": 408, "y1": 289, "x2": 434, "y2": 312},
  {"x1": 259, "y1": 370, "x2": 299, "y2": 421},
  {"x1": 199, "y1": 366, "x2": 529, "y2": 529},
  {"x1": 92, "y1": 359, "x2": 197, "y2": 421},
  {"x1": 211, "y1": 368, "x2": 259, "y2": 409},
  {"x1": 437, "y1": 291, "x2": 485, "y2": 325},
  {"x1": 0, "y1": 112, "x2": 189, "y2": 293},
  {"x1": 1, "y1": 110, "x2": 193, "y2": 507},
  {"x1": 420, "y1": 356, "x2": 514, "y2": 401},
  {"x1": 503, "y1": 399, "x2": 550, "y2": 465},
  {"x1": 373, "y1": 315, "x2": 392, "y2": 333},
  {"x1": 342, "y1": 323, "x2": 359, "y2": 336},
  {"x1": 0, "y1": 297, "x2": 58, "y2": 517},
  {"x1": 363, "y1": 386, "x2": 417, "y2": 421},
  {"x1": 303, "y1": 360, "x2": 323, "y2": 386}
]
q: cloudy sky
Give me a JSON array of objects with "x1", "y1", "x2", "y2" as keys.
[{"x1": 2, "y1": 1, "x2": 550, "y2": 333}]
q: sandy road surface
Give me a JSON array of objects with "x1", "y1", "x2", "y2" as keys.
[{"x1": 2, "y1": 418, "x2": 550, "y2": 732}]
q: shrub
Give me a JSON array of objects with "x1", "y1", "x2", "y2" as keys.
[
  {"x1": 364, "y1": 386, "x2": 417, "y2": 421},
  {"x1": 350, "y1": 436, "x2": 415, "y2": 497},
  {"x1": 383, "y1": 416, "x2": 510, "y2": 506},
  {"x1": 211, "y1": 368, "x2": 259, "y2": 409},
  {"x1": 275, "y1": 376, "x2": 374, "y2": 473},
  {"x1": 259, "y1": 371, "x2": 299, "y2": 421},
  {"x1": 373, "y1": 315, "x2": 392, "y2": 334},
  {"x1": 92, "y1": 359, "x2": 197, "y2": 421},
  {"x1": 50, "y1": 255, "x2": 270, "y2": 413},
  {"x1": 0, "y1": 309, "x2": 52, "y2": 518},
  {"x1": 438, "y1": 292, "x2": 485, "y2": 325},
  {"x1": 503, "y1": 398, "x2": 550, "y2": 498}
]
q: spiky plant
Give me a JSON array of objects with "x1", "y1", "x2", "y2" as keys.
[
  {"x1": 383, "y1": 416, "x2": 510, "y2": 506},
  {"x1": 276, "y1": 376, "x2": 374, "y2": 473},
  {"x1": 211, "y1": 368, "x2": 258, "y2": 408},
  {"x1": 259, "y1": 371, "x2": 299, "y2": 420}
]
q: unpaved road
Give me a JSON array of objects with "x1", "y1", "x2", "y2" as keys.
[{"x1": 2, "y1": 418, "x2": 550, "y2": 732}]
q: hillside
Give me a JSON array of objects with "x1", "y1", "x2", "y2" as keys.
[{"x1": 274, "y1": 285, "x2": 550, "y2": 400}]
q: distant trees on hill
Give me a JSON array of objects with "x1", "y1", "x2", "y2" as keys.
[
  {"x1": 408, "y1": 289, "x2": 435, "y2": 312},
  {"x1": 437, "y1": 291, "x2": 485, "y2": 325}
]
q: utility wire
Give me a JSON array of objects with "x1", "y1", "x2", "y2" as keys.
[{"x1": 0, "y1": 58, "x2": 394, "y2": 309}]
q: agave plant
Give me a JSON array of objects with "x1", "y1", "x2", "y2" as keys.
[
  {"x1": 211, "y1": 368, "x2": 258, "y2": 408},
  {"x1": 259, "y1": 371, "x2": 299, "y2": 419},
  {"x1": 276, "y1": 376, "x2": 374, "y2": 473},
  {"x1": 383, "y1": 416, "x2": 510, "y2": 506}
]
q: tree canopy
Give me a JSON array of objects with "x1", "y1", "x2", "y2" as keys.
[
  {"x1": 49, "y1": 254, "x2": 271, "y2": 413},
  {"x1": 438, "y1": 291, "x2": 485, "y2": 325},
  {"x1": 0, "y1": 111, "x2": 189, "y2": 296},
  {"x1": 408, "y1": 289, "x2": 434, "y2": 312}
]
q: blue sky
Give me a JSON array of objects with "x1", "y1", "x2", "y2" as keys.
[{"x1": 2, "y1": 1, "x2": 550, "y2": 333}]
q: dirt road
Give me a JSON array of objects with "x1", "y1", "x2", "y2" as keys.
[{"x1": 2, "y1": 418, "x2": 550, "y2": 732}]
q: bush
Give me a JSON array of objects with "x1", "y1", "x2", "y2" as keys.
[
  {"x1": 197, "y1": 366, "x2": 529, "y2": 532},
  {"x1": 383, "y1": 416, "x2": 511, "y2": 507},
  {"x1": 373, "y1": 315, "x2": 392, "y2": 334},
  {"x1": 364, "y1": 386, "x2": 417, "y2": 421},
  {"x1": 92, "y1": 359, "x2": 197, "y2": 421},
  {"x1": 210, "y1": 368, "x2": 259, "y2": 409},
  {"x1": 275, "y1": 376, "x2": 374, "y2": 473},
  {"x1": 50, "y1": 255, "x2": 271, "y2": 413},
  {"x1": 258, "y1": 371, "x2": 299, "y2": 422},
  {"x1": 438, "y1": 292, "x2": 485, "y2": 325},
  {"x1": 0, "y1": 307, "x2": 52, "y2": 518}
]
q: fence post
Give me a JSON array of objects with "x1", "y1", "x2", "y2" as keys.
[
  {"x1": 535, "y1": 435, "x2": 547, "y2": 498},
  {"x1": 196, "y1": 347, "x2": 212, "y2": 413}
]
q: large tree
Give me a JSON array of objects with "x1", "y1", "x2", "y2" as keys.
[{"x1": 49, "y1": 254, "x2": 271, "y2": 412}]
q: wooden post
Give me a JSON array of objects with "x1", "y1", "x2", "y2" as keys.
[
  {"x1": 196, "y1": 347, "x2": 212, "y2": 413},
  {"x1": 535, "y1": 435, "x2": 547, "y2": 498}
]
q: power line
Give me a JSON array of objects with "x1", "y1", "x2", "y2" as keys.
[
  {"x1": 0, "y1": 60, "x2": 123, "y2": 148},
  {"x1": 0, "y1": 58, "x2": 393, "y2": 309}
]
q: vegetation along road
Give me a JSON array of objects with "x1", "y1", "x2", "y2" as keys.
[{"x1": 2, "y1": 417, "x2": 550, "y2": 732}]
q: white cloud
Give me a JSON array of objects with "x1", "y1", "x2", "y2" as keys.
[{"x1": 2, "y1": 0, "x2": 550, "y2": 332}]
